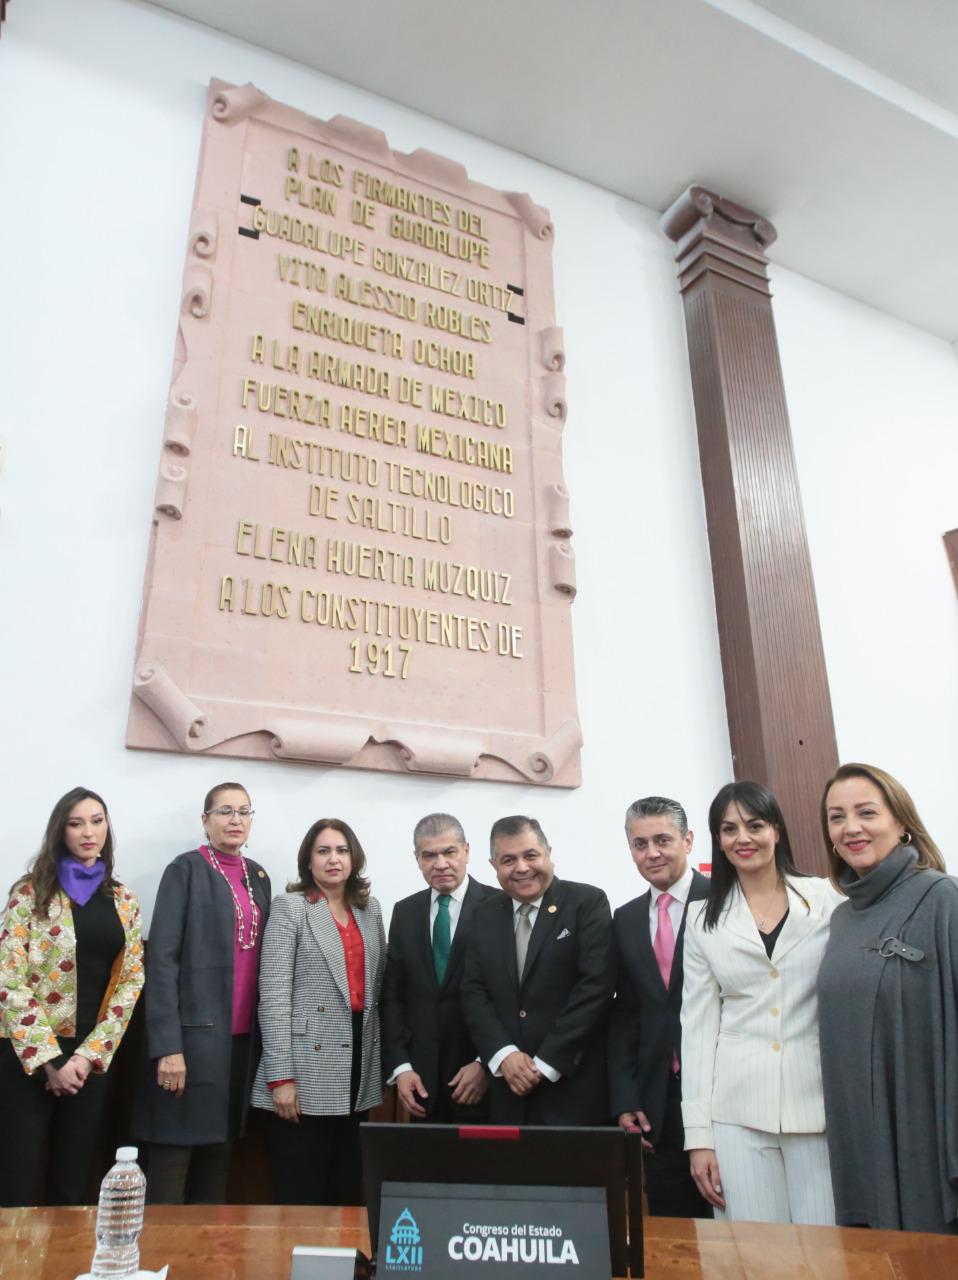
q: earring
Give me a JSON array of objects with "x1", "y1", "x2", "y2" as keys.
[
  {"x1": 832, "y1": 845, "x2": 840, "y2": 856},
  {"x1": 901, "y1": 831, "x2": 912, "y2": 846}
]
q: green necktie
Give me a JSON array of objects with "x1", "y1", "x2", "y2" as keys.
[{"x1": 433, "y1": 894, "x2": 452, "y2": 984}]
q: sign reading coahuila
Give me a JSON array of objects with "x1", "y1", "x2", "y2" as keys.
[{"x1": 377, "y1": 1182, "x2": 610, "y2": 1278}]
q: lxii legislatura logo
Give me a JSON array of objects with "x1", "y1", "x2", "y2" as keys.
[{"x1": 384, "y1": 1207, "x2": 423, "y2": 1272}]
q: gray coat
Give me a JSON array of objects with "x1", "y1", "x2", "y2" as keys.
[
  {"x1": 818, "y1": 846, "x2": 958, "y2": 1234},
  {"x1": 133, "y1": 849, "x2": 271, "y2": 1146},
  {"x1": 251, "y1": 891, "x2": 385, "y2": 1115}
]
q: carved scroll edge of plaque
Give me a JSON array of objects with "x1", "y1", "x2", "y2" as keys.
[{"x1": 129, "y1": 670, "x2": 582, "y2": 784}]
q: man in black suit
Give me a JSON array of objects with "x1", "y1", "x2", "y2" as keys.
[
  {"x1": 381, "y1": 812, "x2": 497, "y2": 1122},
  {"x1": 608, "y1": 796, "x2": 712, "y2": 1218},
  {"x1": 462, "y1": 815, "x2": 614, "y2": 1125}
]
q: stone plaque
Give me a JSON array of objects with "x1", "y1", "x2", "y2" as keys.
[{"x1": 127, "y1": 80, "x2": 581, "y2": 786}]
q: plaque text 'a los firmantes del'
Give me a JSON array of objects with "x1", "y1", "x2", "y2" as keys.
[{"x1": 127, "y1": 80, "x2": 581, "y2": 786}]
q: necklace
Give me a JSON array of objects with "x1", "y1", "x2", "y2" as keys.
[
  {"x1": 204, "y1": 844, "x2": 260, "y2": 951},
  {"x1": 748, "y1": 884, "x2": 785, "y2": 931}
]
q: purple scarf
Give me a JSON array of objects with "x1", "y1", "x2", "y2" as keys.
[{"x1": 57, "y1": 855, "x2": 107, "y2": 906}]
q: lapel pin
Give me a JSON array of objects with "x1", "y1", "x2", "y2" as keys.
[
  {"x1": 257, "y1": 869, "x2": 266, "y2": 878},
  {"x1": 547, "y1": 905, "x2": 557, "y2": 914}
]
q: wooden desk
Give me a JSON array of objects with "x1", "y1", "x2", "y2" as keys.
[{"x1": 1, "y1": 1205, "x2": 956, "y2": 1279}]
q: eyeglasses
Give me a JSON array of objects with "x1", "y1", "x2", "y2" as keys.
[{"x1": 206, "y1": 806, "x2": 254, "y2": 819}]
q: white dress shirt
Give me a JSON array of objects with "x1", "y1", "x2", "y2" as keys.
[
  {"x1": 388, "y1": 879, "x2": 469, "y2": 1085},
  {"x1": 488, "y1": 896, "x2": 560, "y2": 1083},
  {"x1": 649, "y1": 864, "x2": 695, "y2": 944}
]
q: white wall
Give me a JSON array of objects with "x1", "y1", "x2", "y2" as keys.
[
  {"x1": 1, "y1": 1, "x2": 954, "y2": 931},
  {"x1": 774, "y1": 267, "x2": 958, "y2": 864},
  {"x1": 0, "y1": 0, "x2": 731, "y2": 925}
]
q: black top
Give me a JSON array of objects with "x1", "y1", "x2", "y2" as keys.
[
  {"x1": 49, "y1": 890, "x2": 124, "y2": 1066},
  {"x1": 759, "y1": 909, "x2": 789, "y2": 957}
]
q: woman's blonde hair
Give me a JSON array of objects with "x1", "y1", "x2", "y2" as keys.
[{"x1": 820, "y1": 762, "x2": 944, "y2": 884}]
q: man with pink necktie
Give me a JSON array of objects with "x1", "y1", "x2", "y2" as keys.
[{"x1": 608, "y1": 797, "x2": 713, "y2": 1218}]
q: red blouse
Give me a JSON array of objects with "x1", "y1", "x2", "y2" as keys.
[{"x1": 331, "y1": 907, "x2": 366, "y2": 1013}]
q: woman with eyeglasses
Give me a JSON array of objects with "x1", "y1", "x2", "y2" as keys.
[
  {"x1": 250, "y1": 818, "x2": 385, "y2": 1206},
  {"x1": 0, "y1": 787, "x2": 144, "y2": 1207},
  {"x1": 133, "y1": 782, "x2": 271, "y2": 1204}
]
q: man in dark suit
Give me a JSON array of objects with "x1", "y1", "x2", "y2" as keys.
[
  {"x1": 381, "y1": 812, "x2": 497, "y2": 1121},
  {"x1": 608, "y1": 796, "x2": 712, "y2": 1218},
  {"x1": 461, "y1": 815, "x2": 614, "y2": 1125}
]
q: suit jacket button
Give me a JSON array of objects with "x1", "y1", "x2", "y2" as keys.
[
  {"x1": 772, "y1": 1042, "x2": 781, "y2": 1052},
  {"x1": 769, "y1": 968, "x2": 780, "y2": 978},
  {"x1": 518, "y1": 1010, "x2": 527, "y2": 1018},
  {"x1": 317, "y1": 1006, "x2": 324, "y2": 1012},
  {"x1": 314, "y1": 1043, "x2": 322, "y2": 1050}
]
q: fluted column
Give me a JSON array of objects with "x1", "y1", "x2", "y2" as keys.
[{"x1": 661, "y1": 185, "x2": 837, "y2": 871}]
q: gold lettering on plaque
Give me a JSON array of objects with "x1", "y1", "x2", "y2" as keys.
[
  {"x1": 307, "y1": 485, "x2": 340, "y2": 519},
  {"x1": 233, "y1": 425, "x2": 260, "y2": 459},
  {"x1": 350, "y1": 199, "x2": 375, "y2": 228},
  {"x1": 415, "y1": 424, "x2": 514, "y2": 474},
  {"x1": 283, "y1": 176, "x2": 338, "y2": 216}
]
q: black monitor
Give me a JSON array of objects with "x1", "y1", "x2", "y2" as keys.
[{"x1": 361, "y1": 1123, "x2": 643, "y2": 1278}]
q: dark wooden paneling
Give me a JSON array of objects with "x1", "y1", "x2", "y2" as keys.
[{"x1": 661, "y1": 186, "x2": 838, "y2": 871}]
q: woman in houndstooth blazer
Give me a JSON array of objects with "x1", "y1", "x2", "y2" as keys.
[
  {"x1": 681, "y1": 781, "x2": 843, "y2": 1225},
  {"x1": 251, "y1": 818, "x2": 384, "y2": 1206}
]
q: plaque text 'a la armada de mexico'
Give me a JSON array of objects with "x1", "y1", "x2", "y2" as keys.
[{"x1": 127, "y1": 80, "x2": 581, "y2": 787}]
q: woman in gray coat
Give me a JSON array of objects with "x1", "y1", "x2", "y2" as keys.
[
  {"x1": 251, "y1": 817, "x2": 384, "y2": 1206},
  {"x1": 818, "y1": 762, "x2": 958, "y2": 1234},
  {"x1": 134, "y1": 782, "x2": 271, "y2": 1203}
]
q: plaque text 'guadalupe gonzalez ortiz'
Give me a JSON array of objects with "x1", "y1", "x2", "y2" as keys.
[{"x1": 127, "y1": 80, "x2": 581, "y2": 786}]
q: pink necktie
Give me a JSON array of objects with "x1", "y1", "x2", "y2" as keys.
[
  {"x1": 653, "y1": 892, "x2": 675, "y2": 988},
  {"x1": 654, "y1": 893, "x2": 680, "y2": 1072}
]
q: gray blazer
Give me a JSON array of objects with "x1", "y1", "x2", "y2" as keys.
[
  {"x1": 133, "y1": 848, "x2": 272, "y2": 1146},
  {"x1": 251, "y1": 891, "x2": 385, "y2": 1115}
]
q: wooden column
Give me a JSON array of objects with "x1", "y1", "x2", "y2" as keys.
[{"x1": 661, "y1": 185, "x2": 837, "y2": 871}]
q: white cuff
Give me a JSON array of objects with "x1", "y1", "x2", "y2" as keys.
[
  {"x1": 533, "y1": 1056, "x2": 560, "y2": 1083},
  {"x1": 489, "y1": 1045, "x2": 519, "y2": 1076},
  {"x1": 684, "y1": 1126, "x2": 715, "y2": 1151},
  {"x1": 387, "y1": 1062, "x2": 413, "y2": 1087}
]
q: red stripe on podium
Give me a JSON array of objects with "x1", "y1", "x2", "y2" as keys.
[{"x1": 457, "y1": 1125, "x2": 521, "y2": 1141}]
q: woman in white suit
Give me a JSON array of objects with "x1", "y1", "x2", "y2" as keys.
[
  {"x1": 251, "y1": 818, "x2": 384, "y2": 1205},
  {"x1": 681, "y1": 781, "x2": 842, "y2": 1224}
]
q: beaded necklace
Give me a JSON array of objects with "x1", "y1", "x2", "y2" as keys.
[{"x1": 203, "y1": 843, "x2": 260, "y2": 951}]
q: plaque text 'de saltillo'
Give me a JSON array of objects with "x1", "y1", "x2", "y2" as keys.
[{"x1": 127, "y1": 80, "x2": 581, "y2": 786}]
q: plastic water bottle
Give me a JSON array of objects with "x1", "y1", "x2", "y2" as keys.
[{"x1": 90, "y1": 1146, "x2": 146, "y2": 1279}]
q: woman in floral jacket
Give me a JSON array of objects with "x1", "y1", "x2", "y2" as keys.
[{"x1": 0, "y1": 787, "x2": 144, "y2": 1206}]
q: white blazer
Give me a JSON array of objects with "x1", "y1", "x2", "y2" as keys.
[{"x1": 680, "y1": 876, "x2": 843, "y2": 1149}]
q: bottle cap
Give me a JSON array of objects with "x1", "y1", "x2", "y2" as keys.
[{"x1": 116, "y1": 1146, "x2": 139, "y2": 1162}]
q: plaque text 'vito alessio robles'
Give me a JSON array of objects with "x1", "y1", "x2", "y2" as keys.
[{"x1": 128, "y1": 80, "x2": 581, "y2": 786}]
